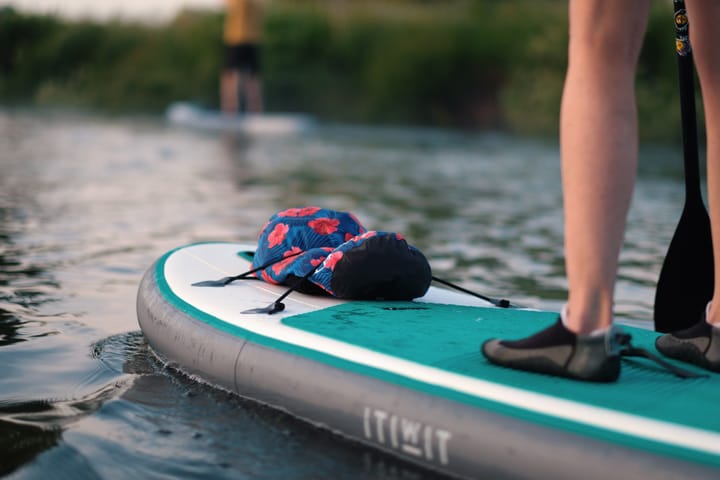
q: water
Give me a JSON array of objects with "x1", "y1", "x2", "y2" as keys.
[{"x1": 0, "y1": 108, "x2": 689, "y2": 478}]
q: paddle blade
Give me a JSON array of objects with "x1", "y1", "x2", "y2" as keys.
[{"x1": 654, "y1": 202, "x2": 714, "y2": 332}]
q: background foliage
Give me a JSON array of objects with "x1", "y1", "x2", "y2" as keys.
[{"x1": 0, "y1": 1, "x2": 689, "y2": 140}]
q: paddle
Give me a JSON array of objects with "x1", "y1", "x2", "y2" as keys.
[{"x1": 653, "y1": 0, "x2": 714, "y2": 332}]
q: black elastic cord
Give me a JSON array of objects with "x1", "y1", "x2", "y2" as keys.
[
  {"x1": 431, "y1": 276, "x2": 516, "y2": 308},
  {"x1": 241, "y1": 263, "x2": 322, "y2": 315},
  {"x1": 192, "y1": 250, "x2": 304, "y2": 287},
  {"x1": 621, "y1": 346, "x2": 707, "y2": 379},
  {"x1": 615, "y1": 333, "x2": 707, "y2": 379},
  {"x1": 245, "y1": 272, "x2": 518, "y2": 316},
  {"x1": 196, "y1": 248, "x2": 519, "y2": 312}
]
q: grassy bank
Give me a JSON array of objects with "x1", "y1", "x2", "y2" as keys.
[{"x1": 0, "y1": 1, "x2": 690, "y2": 140}]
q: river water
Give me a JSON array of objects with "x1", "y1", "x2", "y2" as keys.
[{"x1": 0, "y1": 108, "x2": 691, "y2": 478}]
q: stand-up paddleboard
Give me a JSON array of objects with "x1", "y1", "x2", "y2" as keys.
[
  {"x1": 137, "y1": 242, "x2": 720, "y2": 480},
  {"x1": 166, "y1": 102, "x2": 314, "y2": 135}
]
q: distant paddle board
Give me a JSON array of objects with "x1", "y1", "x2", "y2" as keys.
[
  {"x1": 166, "y1": 102, "x2": 314, "y2": 135},
  {"x1": 137, "y1": 242, "x2": 720, "y2": 480}
]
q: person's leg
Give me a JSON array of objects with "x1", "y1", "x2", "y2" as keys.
[
  {"x1": 482, "y1": 0, "x2": 650, "y2": 381},
  {"x1": 242, "y1": 73, "x2": 264, "y2": 113},
  {"x1": 655, "y1": 0, "x2": 720, "y2": 372},
  {"x1": 242, "y1": 45, "x2": 263, "y2": 113},
  {"x1": 221, "y1": 69, "x2": 240, "y2": 114},
  {"x1": 561, "y1": 0, "x2": 650, "y2": 334},
  {"x1": 689, "y1": 0, "x2": 720, "y2": 326}
]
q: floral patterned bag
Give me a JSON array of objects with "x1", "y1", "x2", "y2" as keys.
[{"x1": 251, "y1": 206, "x2": 431, "y2": 300}]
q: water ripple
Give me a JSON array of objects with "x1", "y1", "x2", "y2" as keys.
[{"x1": 0, "y1": 109, "x2": 688, "y2": 478}]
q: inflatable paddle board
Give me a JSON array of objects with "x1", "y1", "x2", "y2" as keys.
[
  {"x1": 137, "y1": 242, "x2": 720, "y2": 479},
  {"x1": 166, "y1": 102, "x2": 314, "y2": 135}
]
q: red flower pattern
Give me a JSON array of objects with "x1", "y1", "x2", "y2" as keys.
[
  {"x1": 348, "y1": 230, "x2": 377, "y2": 243},
  {"x1": 267, "y1": 223, "x2": 289, "y2": 248},
  {"x1": 324, "y1": 251, "x2": 344, "y2": 271},
  {"x1": 278, "y1": 206, "x2": 322, "y2": 217},
  {"x1": 309, "y1": 218, "x2": 340, "y2": 235},
  {"x1": 272, "y1": 247, "x2": 303, "y2": 274},
  {"x1": 261, "y1": 270, "x2": 277, "y2": 284}
]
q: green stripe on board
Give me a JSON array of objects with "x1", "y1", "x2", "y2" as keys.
[{"x1": 154, "y1": 248, "x2": 720, "y2": 468}]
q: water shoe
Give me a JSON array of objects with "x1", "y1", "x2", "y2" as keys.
[
  {"x1": 481, "y1": 318, "x2": 624, "y2": 382},
  {"x1": 655, "y1": 316, "x2": 720, "y2": 373}
]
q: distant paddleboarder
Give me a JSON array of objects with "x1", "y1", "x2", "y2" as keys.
[{"x1": 221, "y1": 0, "x2": 264, "y2": 114}]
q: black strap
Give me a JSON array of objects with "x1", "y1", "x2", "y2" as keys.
[
  {"x1": 241, "y1": 263, "x2": 322, "y2": 315},
  {"x1": 622, "y1": 346, "x2": 707, "y2": 379},
  {"x1": 431, "y1": 276, "x2": 517, "y2": 308},
  {"x1": 195, "y1": 247, "x2": 519, "y2": 313},
  {"x1": 241, "y1": 272, "x2": 519, "y2": 315},
  {"x1": 615, "y1": 332, "x2": 707, "y2": 379},
  {"x1": 192, "y1": 250, "x2": 304, "y2": 287}
]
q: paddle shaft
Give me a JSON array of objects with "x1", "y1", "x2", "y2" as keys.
[{"x1": 674, "y1": 0, "x2": 702, "y2": 206}]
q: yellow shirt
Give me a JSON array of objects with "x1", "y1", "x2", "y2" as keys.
[{"x1": 224, "y1": 0, "x2": 263, "y2": 45}]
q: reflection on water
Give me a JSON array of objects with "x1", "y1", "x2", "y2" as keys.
[
  {"x1": 0, "y1": 417, "x2": 61, "y2": 477},
  {"x1": 0, "y1": 381, "x2": 127, "y2": 477},
  {"x1": 0, "y1": 108, "x2": 688, "y2": 477}
]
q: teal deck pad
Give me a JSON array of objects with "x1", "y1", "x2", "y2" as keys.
[{"x1": 282, "y1": 301, "x2": 720, "y2": 437}]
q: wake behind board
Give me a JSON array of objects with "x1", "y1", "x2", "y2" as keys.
[
  {"x1": 166, "y1": 102, "x2": 314, "y2": 135},
  {"x1": 137, "y1": 242, "x2": 720, "y2": 480}
]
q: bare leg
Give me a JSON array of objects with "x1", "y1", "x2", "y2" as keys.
[
  {"x1": 561, "y1": 0, "x2": 651, "y2": 334},
  {"x1": 221, "y1": 69, "x2": 240, "y2": 114},
  {"x1": 687, "y1": 0, "x2": 720, "y2": 326},
  {"x1": 244, "y1": 74, "x2": 264, "y2": 113}
]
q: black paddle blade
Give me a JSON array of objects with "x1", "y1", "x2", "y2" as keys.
[
  {"x1": 192, "y1": 277, "x2": 234, "y2": 287},
  {"x1": 654, "y1": 202, "x2": 714, "y2": 332}
]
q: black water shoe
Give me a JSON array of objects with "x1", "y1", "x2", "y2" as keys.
[
  {"x1": 481, "y1": 318, "x2": 623, "y2": 382},
  {"x1": 655, "y1": 316, "x2": 720, "y2": 373}
]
